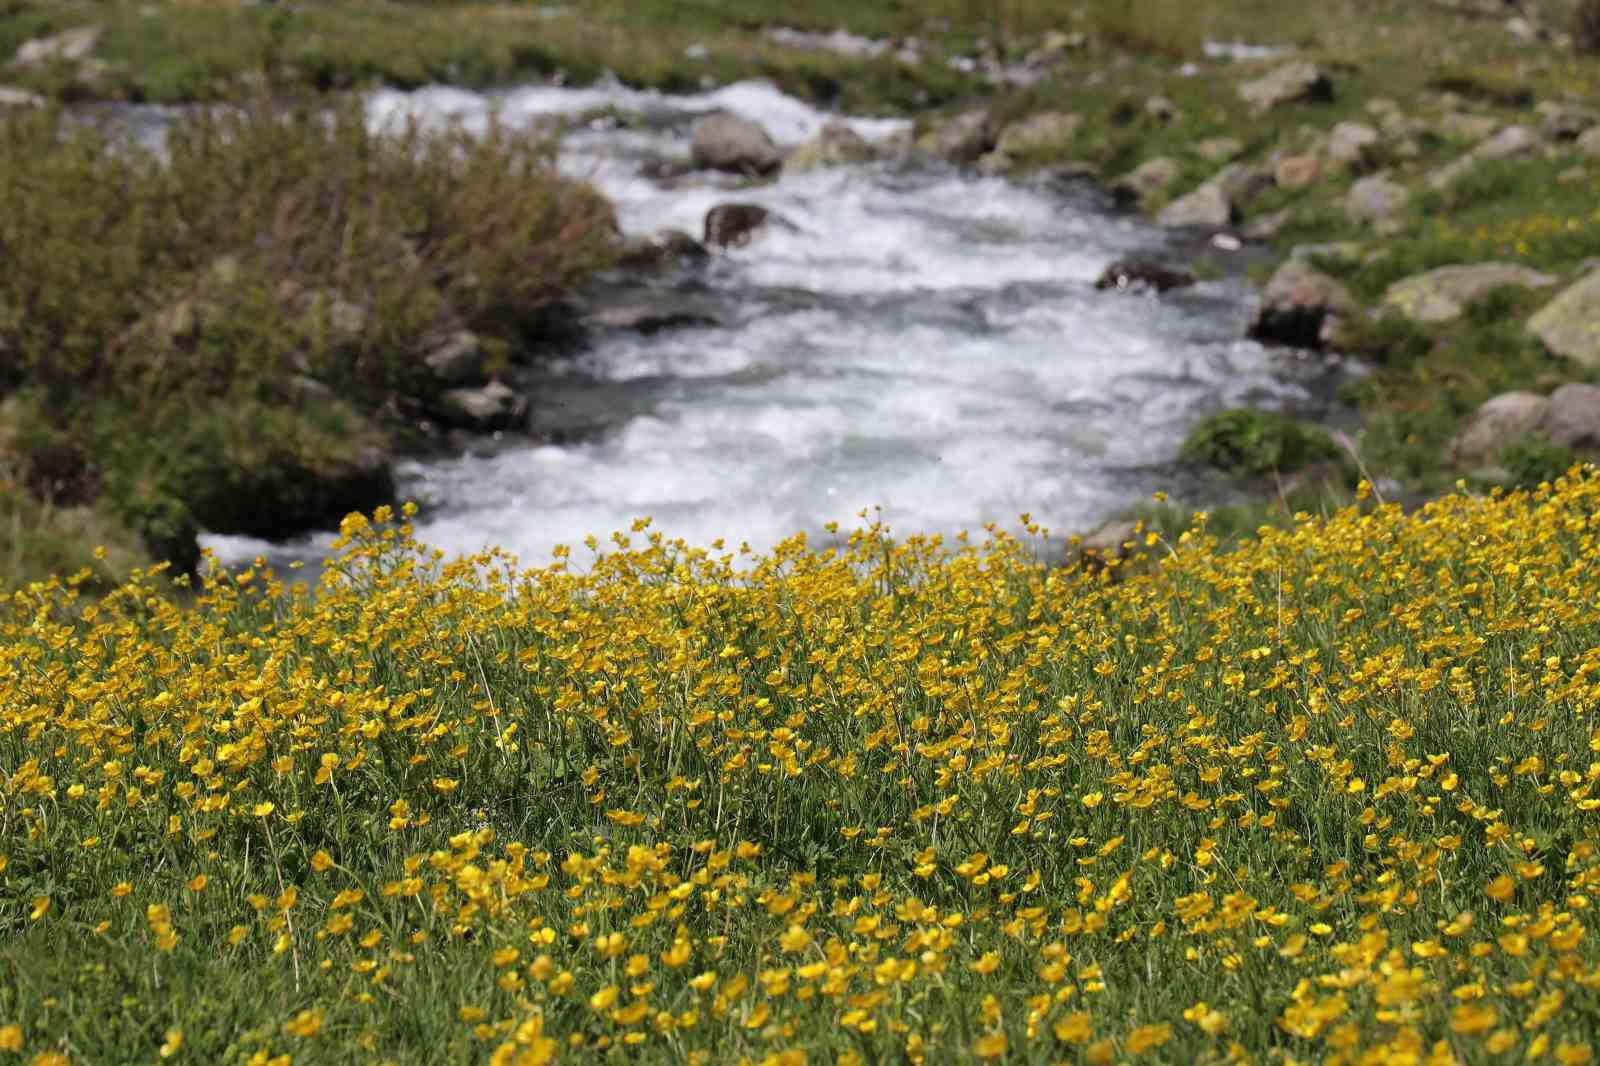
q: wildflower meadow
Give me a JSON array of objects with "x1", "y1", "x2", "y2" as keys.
[{"x1": 4, "y1": 473, "x2": 1600, "y2": 1064}]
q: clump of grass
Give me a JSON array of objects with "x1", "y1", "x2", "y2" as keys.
[
  {"x1": 1180, "y1": 408, "x2": 1342, "y2": 476},
  {"x1": 1501, "y1": 435, "x2": 1578, "y2": 488}
]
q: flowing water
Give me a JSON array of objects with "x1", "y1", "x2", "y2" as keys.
[{"x1": 204, "y1": 79, "x2": 1349, "y2": 572}]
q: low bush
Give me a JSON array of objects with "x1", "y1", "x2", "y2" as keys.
[
  {"x1": 1179, "y1": 407, "x2": 1342, "y2": 476},
  {"x1": 0, "y1": 95, "x2": 619, "y2": 581}
]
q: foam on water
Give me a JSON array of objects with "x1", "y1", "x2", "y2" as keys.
[{"x1": 202, "y1": 80, "x2": 1329, "y2": 574}]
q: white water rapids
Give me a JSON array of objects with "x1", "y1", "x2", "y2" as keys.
[{"x1": 204, "y1": 80, "x2": 1343, "y2": 571}]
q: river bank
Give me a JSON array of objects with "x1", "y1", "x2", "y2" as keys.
[{"x1": 3, "y1": 0, "x2": 1599, "y2": 587}]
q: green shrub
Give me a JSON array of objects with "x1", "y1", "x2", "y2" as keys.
[
  {"x1": 1180, "y1": 408, "x2": 1341, "y2": 476},
  {"x1": 1501, "y1": 435, "x2": 1577, "y2": 489},
  {"x1": 0, "y1": 94, "x2": 619, "y2": 575}
]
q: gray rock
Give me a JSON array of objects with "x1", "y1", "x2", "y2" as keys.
[
  {"x1": 1538, "y1": 102, "x2": 1599, "y2": 141},
  {"x1": 1156, "y1": 182, "x2": 1232, "y2": 228},
  {"x1": 0, "y1": 86, "x2": 44, "y2": 110},
  {"x1": 1474, "y1": 124, "x2": 1544, "y2": 161},
  {"x1": 1529, "y1": 270, "x2": 1600, "y2": 368},
  {"x1": 1325, "y1": 121, "x2": 1379, "y2": 170},
  {"x1": 1094, "y1": 259, "x2": 1196, "y2": 293},
  {"x1": 1425, "y1": 154, "x2": 1479, "y2": 191},
  {"x1": 703, "y1": 203, "x2": 773, "y2": 249},
  {"x1": 1238, "y1": 61, "x2": 1333, "y2": 112},
  {"x1": 1211, "y1": 162, "x2": 1272, "y2": 206},
  {"x1": 1543, "y1": 383, "x2": 1600, "y2": 450},
  {"x1": 1194, "y1": 136, "x2": 1243, "y2": 163},
  {"x1": 1384, "y1": 263, "x2": 1557, "y2": 323},
  {"x1": 617, "y1": 229, "x2": 710, "y2": 270},
  {"x1": 439, "y1": 380, "x2": 527, "y2": 430},
  {"x1": 690, "y1": 111, "x2": 781, "y2": 176},
  {"x1": 1345, "y1": 173, "x2": 1410, "y2": 234},
  {"x1": 914, "y1": 109, "x2": 995, "y2": 164},
  {"x1": 14, "y1": 25, "x2": 100, "y2": 67},
  {"x1": 994, "y1": 110, "x2": 1082, "y2": 156},
  {"x1": 1449, "y1": 391, "x2": 1552, "y2": 461},
  {"x1": 1110, "y1": 156, "x2": 1180, "y2": 207},
  {"x1": 1577, "y1": 126, "x2": 1600, "y2": 158},
  {"x1": 785, "y1": 121, "x2": 878, "y2": 171},
  {"x1": 1072, "y1": 518, "x2": 1141, "y2": 571},
  {"x1": 1249, "y1": 259, "x2": 1356, "y2": 347},
  {"x1": 588, "y1": 299, "x2": 720, "y2": 334}
]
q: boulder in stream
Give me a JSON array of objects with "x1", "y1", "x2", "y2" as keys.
[
  {"x1": 704, "y1": 203, "x2": 793, "y2": 249},
  {"x1": 1248, "y1": 259, "x2": 1356, "y2": 348},
  {"x1": 690, "y1": 111, "x2": 782, "y2": 176},
  {"x1": 1094, "y1": 259, "x2": 1196, "y2": 293}
]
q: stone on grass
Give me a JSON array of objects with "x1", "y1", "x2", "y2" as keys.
[
  {"x1": 1194, "y1": 136, "x2": 1243, "y2": 163},
  {"x1": 0, "y1": 86, "x2": 44, "y2": 110},
  {"x1": 1110, "y1": 156, "x2": 1180, "y2": 207},
  {"x1": 1275, "y1": 154, "x2": 1322, "y2": 189},
  {"x1": 1436, "y1": 112, "x2": 1499, "y2": 141},
  {"x1": 1383, "y1": 263, "x2": 1557, "y2": 323},
  {"x1": 13, "y1": 25, "x2": 100, "y2": 67},
  {"x1": 1577, "y1": 126, "x2": 1600, "y2": 158},
  {"x1": 1448, "y1": 391, "x2": 1551, "y2": 461},
  {"x1": 914, "y1": 109, "x2": 994, "y2": 164},
  {"x1": 1529, "y1": 270, "x2": 1600, "y2": 368},
  {"x1": 1155, "y1": 182, "x2": 1232, "y2": 228},
  {"x1": 994, "y1": 111, "x2": 1082, "y2": 156},
  {"x1": 1325, "y1": 121, "x2": 1379, "y2": 170},
  {"x1": 1544, "y1": 383, "x2": 1600, "y2": 450},
  {"x1": 1345, "y1": 173, "x2": 1410, "y2": 234},
  {"x1": 1537, "y1": 102, "x2": 1599, "y2": 141},
  {"x1": 1475, "y1": 124, "x2": 1544, "y2": 161},
  {"x1": 1238, "y1": 61, "x2": 1333, "y2": 112}
]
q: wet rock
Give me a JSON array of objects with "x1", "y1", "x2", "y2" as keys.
[
  {"x1": 1529, "y1": 269, "x2": 1600, "y2": 368},
  {"x1": 914, "y1": 109, "x2": 995, "y2": 164},
  {"x1": 1274, "y1": 154, "x2": 1322, "y2": 189},
  {"x1": 1325, "y1": 121, "x2": 1379, "y2": 171},
  {"x1": 1194, "y1": 136, "x2": 1244, "y2": 163},
  {"x1": 1449, "y1": 391, "x2": 1552, "y2": 461},
  {"x1": 13, "y1": 25, "x2": 100, "y2": 67},
  {"x1": 1544, "y1": 383, "x2": 1600, "y2": 450},
  {"x1": 438, "y1": 380, "x2": 528, "y2": 431},
  {"x1": 704, "y1": 203, "x2": 777, "y2": 249},
  {"x1": 690, "y1": 110, "x2": 781, "y2": 176},
  {"x1": 1094, "y1": 259, "x2": 1196, "y2": 293},
  {"x1": 1249, "y1": 259, "x2": 1356, "y2": 348},
  {"x1": 1238, "y1": 61, "x2": 1333, "y2": 112},
  {"x1": 1345, "y1": 173, "x2": 1410, "y2": 235},
  {"x1": 588, "y1": 299, "x2": 720, "y2": 334},
  {"x1": 1156, "y1": 182, "x2": 1232, "y2": 228},
  {"x1": 1109, "y1": 156, "x2": 1180, "y2": 208},
  {"x1": 1383, "y1": 263, "x2": 1557, "y2": 323},
  {"x1": 994, "y1": 110, "x2": 1082, "y2": 156},
  {"x1": 785, "y1": 121, "x2": 878, "y2": 171},
  {"x1": 617, "y1": 229, "x2": 710, "y2": 270}
]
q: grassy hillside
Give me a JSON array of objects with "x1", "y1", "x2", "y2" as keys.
[{"x1": 3, "y1": 471, "x2": 1600, "y2": 1062}]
